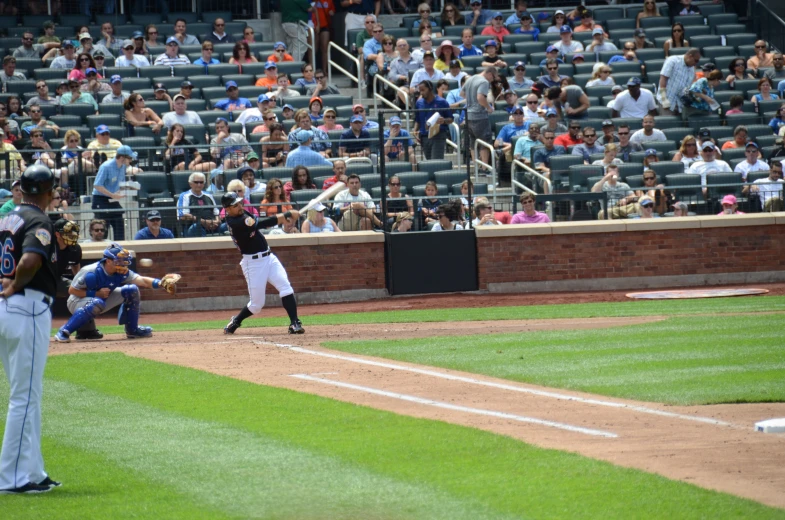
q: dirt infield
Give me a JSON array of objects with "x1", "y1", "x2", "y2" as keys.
[{"x1": 51, "y1": 316, "x2": 785, "y2": 510}]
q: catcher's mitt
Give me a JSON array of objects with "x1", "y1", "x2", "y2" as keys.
[{"x1": 160, "y1": 273, "x2": 181, "y2": 295}]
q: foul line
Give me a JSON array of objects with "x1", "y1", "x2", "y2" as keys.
[
  {"x1": 260, "y1": 342, "x2": 732, "y2": 428},
  {"x1": 291, "y1": 374, "x2": 618, "y2": 438}
]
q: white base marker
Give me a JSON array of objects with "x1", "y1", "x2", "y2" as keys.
[
  {"x1": 261, "y1": 342, "x2": 732, "y2": 428},
  {"x1": 291, "y1": 373, "x2": 618, "y2": 438}
]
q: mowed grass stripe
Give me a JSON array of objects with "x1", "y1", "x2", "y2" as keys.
[
  {"x1": 58, "y1": 295, "x2": 785, "y2": 335},
  {"x1": 15, "y1": 353, "x2": 782, "y2": 518},
  {"x1": 325, "y1": 315, "x2": 785, "y2": 405}
]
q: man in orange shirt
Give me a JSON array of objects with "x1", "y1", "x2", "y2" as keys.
[
  {"x1": 255, "y1": 62, "x2": 279, "y2": 88},
  {"x1": 573, "y1": 10, "x2": 607, "y2": 37},
  {"x1": 480, "y1": 12, "x2": 510, "y2": 42}
]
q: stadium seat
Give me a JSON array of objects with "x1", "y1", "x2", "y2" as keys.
[
  {"x1": 169, "y1": 171, "x2": 193, "y2": 195},
  {"x1": 706, "y1": 172, "x2": 744, "y2": 201},
  {"x1": 290, "y1": 189, "x2": 322, "y2": 206},
  {"x1": 412, "y1": 184, "x2": 447, "y2": 197},
  {"x1": 649, "y1": 162, "x2": 685, "y2": 178},
  {"x1": 617, "y1": 163, "x2": 644, "y2": 181},
  {"x1": 569, "y1": 165, "x2": 604, "y2": 192},
  {"x1": 136, "y1": 172, "x2": 172, "y2": 201},
  {"x1": 418, "y1": 159, "x2": 454, "y2": 178}
]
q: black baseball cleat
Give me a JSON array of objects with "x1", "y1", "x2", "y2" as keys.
[
  {"x1": 288, "y1": 320, "x2": 305, "y2": 334},
  {"x1": 224, "y1": 316, "x2": 240, "y2": 334},
  {"x1": 76, "y1": 330, "x2": 104, "y2": 340},
  {"x1": 37, "y1": 477, "x2": 62, "y2": 488},
  {"x1": 0, "y1": 482, "x2": 52, "y2": 495}
]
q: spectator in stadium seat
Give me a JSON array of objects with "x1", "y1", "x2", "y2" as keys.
[
  {"x1": 539, "y1": 59, "x2": 567, "y2": 88},
  {"x1": 383, "y1": 116, "x2": 415, "y2": 164},
  {"x1": 204, "y1": 18, "x2": 235, "y2": 44},
  {"x1": 726, "y1": 58, "x2": 753, "y2": 88},
  {"x1": 39, "y1": 21, "x2": 60, "y2": 45},
  {"x1": 717, "y1": 194, "x2": 744, "y2": 215},
  {"x1": 136, "y1": 30, "x2": 153, "y2": 57},
  {"x1": 746, "y1": 160, "x2": 784, "y2": 211},
  {"x1": 592, "y1": 164, "x2": 638, "y2": 219},
  {"x1": 633, "y1": 28, "x2": 655, "y2": 48},
  {"x1": 413, "y1": 2, "x2": 437, "y2": 30},
  {"x1": 642, "y1": 148, "x2": 659, "y2": 169},
  {"x1": 687, "y1": 142, "x2": 732, "y2": 196},
  {"x1": 511, "y1": 192, "x2": 550, "y2": 224},
  {"x1": 269, "y1": 73, "x2": 301, "y2": 101},
  {"x1": 0, "y1": 180, "x2": 21, "y2": 217},
  {"x1": 553, "y1": 25, "x2": 583, "y2": 54},
  {"x1": 672, "y1": 135, "x2": 701, "y2": 168},
  {"x1": 286, "y1": 130, "x2": 332, "y2": 168},
  {"x1": 481, "y1": 12, "x2": 511, "y2": 42},
  {"x1": 768, "y1": 104, "x2": 785, "y2": 135},
  {"x1": 49, "y1": 41, "x2": 77, "y2": 70},
  {"x1": 335, "y1": 173, "x2": 381, "y2": 231},
  {"x1": 164, "y1": 123, "x2": 215, "y2": 173},
  {"x1": 76, "y1": 33, "x2": 113, "y2": 58},
  {"x1": 317, "y1": 108, "x2": 343, "y2": 133},
  {"x1": 267, "y1": 41, "x2": 295, "y2": 63},
  {"x1": 125, "y1": 93, "x2": 165, "y2": 134},
  {"x1": 533, "y1": 129, "x2": 565, "y2": 180},
  {"x1": 547, "y1": 10, "x2": 567, "y2": 33},
  {"x1": 25, "y1": 82, "x2": 58, "y2": 111},
  {"x1": 466, "y1": 0, "x2": 494, "y2": 26},
  {"x1": 431, "y1": 200, "x2": 464, "y2": 231},
  {"x1": 0, "y1": 57, "x2": 25, "y2": 90},
  {"x1": 322, "y1": 160, "x2": 347, "y2": 190},
  {"x1": 722, "y1": 125, "x2": 751, "y2": 152},
  {"x1": 734, "y1": 142, "x2": 769, "y2": 181},
  {"x1": 770, "y1": 137, "x2": 785, "y2": 161},
  {"x1": 351, "y1": 104, "x2": 379, "y2": 130},
  {"x1": 574, "y1": 10, "x2": 605, "y2": 36},
  {"x1": 302, "y1": 202, "x2": 341, "y2": 233},
  {"x1": 630, "y1": 114, "x2": 666, "y2": 144},
  {"x1": 572, "y1": 127, "x2": 605, "y2": 163},
  {"x1": 391, "y1": 212, "x2": 414, "y2": 232},
  {"x1": 751, "y1": 77, "x2": 780, "y2": 112},
  {"x1": 193, "y1": 41, "x2": 220, "y2": 67},
  {"x1": 636, "y1": 169, "x2": 669, "y2": 215},
  {"x1": 178, "y1": 172, "x2": 220, "y2": 237},
  {"x1": 235, "y1": 94, "x2": 271, "y2": 127},
  {"x1": 162, "y1": 94, "x2": 204, "y2": 128},
  {"x1": 173, "y1": 19, "x2": 200, "y2": 46},
  {"x1": 135, "y1": 210, "x2": 175, "y2": 240},
  {"x1": 154, "y1": 37, "x2": 191, "y2": 67},
  {"x1": 725, "y1": 95, "x2": 745, "y2": 115},
  {"x1": 663, "y1": 23, "x2": 688, "y2": 58},
  {"x1": 306, "y1": 69, "x2": 341, "y2": 96},
  {"x1": 748, "y1": 40, "x2": 774, "y2": 73},
  {"x1": 764, "y1": 53, "x2": 785, "y2": 84},
  {"x1": 384, "y1": 175, "x2": 413, "y2": 227},
  {"x1": 116, "y1": 39, "x2": 151, "y2": 68},
  {"x1": 495, "y1": 105, "x2": 529, "y2": 161},
  {"x1": 513, "y1": 122, "x2": 540, "y2": 164},
  {"x1": 21, "y1": 128, "x2": 56, "y2": 170},
  {"x1": 210, "y1": 117, "x2": 251, "y2": 169},
  {"x1": 21, "y1": 105, "x2": 59, "y2": 141},
  {"x1": 458, "y1": 28, "x2": 483, "y2": 58},
  {"x1": 586, "y1": 27, "x2": 617, "y2": 53},
  {"x1": 13, "y1": 31, "x2": 57, "y2": 59},
  {"x1": 100, "y1": 75, "x2": 129, "y2": 105},
  {"x1": 339, "y1": 115, "x2": 372, "y2": 158},
  {"x1": 541, "y1": 109, "x2": 566, "y2": 138},
  {"x1": 682, "y1": 69, "x2": 722, "y2": 120},
  {"x1": 670, "y1": 201, "x2": 689, "y2": 217},
  {"x1": 659, "y1": 47, "x2": 701, "y2": 116},
  {"x1": 60, "y1": 79, "x2": 98, "y2": 112},
  {"x1": 289, "y1": 109, "x2": 331, "y2": 155},
  {"x1": 213, "y1": 81, "x2": 253, "y2": 111},
  {"x1": 592, "y1": 143, "x2": 624, "y2": 171},
  {"x1": 260, "y1": 178, "x2": 293, "y2": 216},
  {"x1": 612, "y1": 78, "x2": 656, "y2": 119},
  {"x1": 508, "y1": 61, "x2": 533, "y2": 90},
  {"x1": 471, "y1": 199, "x2": 502, "y2": 226},
  {"x1": 554, "y1": 120, "x2": 583, "y2": 148},
  {"x1": 586, "y1": 64, "x2": 615, "y2": 87},
  {"x1": 255, "y1": 62, "x2": 280, "y2": 88},
  {"x1": 295, "y1": 64, "x2": 317, "y2": 90},
  {"x1": 96, "y1": 22, "x2": 122, "y2": 55},
  {"x1": 481, "y1": 39, "x2": 507, "y2": 69},
  {"x1": 514, "y1": 13, "x2": 540, "y2": 41}
]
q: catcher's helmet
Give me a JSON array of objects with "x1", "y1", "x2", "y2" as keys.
[
  {"x1": 103, "y1": 242, "x2": 132, "y2": 274},
  {"x1": 54, "y1": 219, "x2": 80, "y2": 246},
  {"x1": 221, "y1": 191, "x2": 244, "y2": 208},
  {"x1": 20, "y1": 164, "x2": 55, "y2": 195}
]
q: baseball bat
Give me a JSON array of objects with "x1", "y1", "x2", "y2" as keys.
[{"x1": 300, "y1": 182, "x2": 347, "y2": 213}]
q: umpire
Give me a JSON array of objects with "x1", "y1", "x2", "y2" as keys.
[{"x1": 0, "y1": 165, "x2": 61, "y2": 494}]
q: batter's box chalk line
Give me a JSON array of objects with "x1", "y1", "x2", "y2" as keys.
[{"x1": 258, "y1": 341, "x2": 736, "y2": 429}]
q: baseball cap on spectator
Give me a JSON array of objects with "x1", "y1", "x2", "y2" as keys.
[
  {"x1": 511, "y1": 105, "x2": 524, "y2": 114},
  {"x1": 492, "y1": 12, "x2": 503, "y2": 19},
  {"x1": 572, "y1": 54, "x2": 585, "y2": 63},
  {"x1": 611, "y1": 85, "x2": 623, "y2": 93},
  {"x1": 581, "y1": 9, "x2": 593, "y2": 18},
  {"x1": 639, "y1": 195, "x2": 654, "y2": 207},
  {"x1": 702, "y1": 63, "x2": 716, "y2": 72},
  {"x1": 545, "y1": 108, "x2": 558, "y2": 117},
  {"x1": 698, "y1": 128, "x2": 711, "y2": 138},
  {"x1": 422, "y1": 51, "x2": 435, "y2": 59},
  {"x1": 555, "y1": 9, "x2": 564, "y2": 15},
  {"x1": 236, "y1": 165, "x2": 255, "y2": 179},
  {"x1": 484, "y1": 40, "x2": 497, "y2": 47},
  {"x1": 79, "y1": 32, "x2": 92, "y2": 41},
  {"x1": 146, "y1": 210, "x2": 162, "y2": 220},
  {"x1": 150, "y1": 83, "x2": 165, "y2": 93},
  {"x1": 644, "y1": 148, "x2": 657, "y2": 157},
  {"x1": 122, "y1": 39, "x2": 134, "y2": 49},
  {"x1": 602, "y1": 119, "x2": 614, "y2": 127},
  {"x1": 110, "y1": 75, "x2": 122, "y2": 84},
  {"x1": 295, "y1": 129, "x2": 314, "y2": 143},
  {"x1": 215, "y1": 117, "x2": 229, "y2": 125},
  {"x1": 311, "y1": 202, "x2": 327, "y2": 212},
  {"x1": 701, "y1": 141, "x2": 716, "y2": 151},
  {"x1": 559, "y1": 25, "x2": 572, "y2": 34},
  {"x1": 503, "y1": 89, "x2": 515, "y2": 97},
  {"x1": 11, "y1": 179, "x2": 20, "y2": 188},
  {"x1": 470, "y1": 0, "x2": 481, "y2": 4},
  {"x1": 85, "y1": 67, "x2": 97, "y2": 76},
  {"x1": 96, "y1": 124, "x2": 110, "y2": 134},
  {"x1": 626, "y1": 77, "x2": 642, "y2": 86},
  {"x1": 520, "y1": 13, "x2": 532, "y2": 20},
  {"x1": 591, "y1": 27, "x2": 604, "y2": 36},
  {"x1": 225, "y1": 80, "x2": 238, "y2": 90},
  {"x1": 350, "y1": 115, "x2": 364, "y2": 123},
  {"x1": 352, "y1": 103, "x2": 364, "y2": 112},
  {"x1": 247, "y1": 152, "x2": 260, "y2": 162},
  {"x1": 172, "y1": 94, "x2": 186, "y2": 102},
  {"x1": 634, "y1": 28, "x2": 646, "y2": 37},
  {"x1": 274, "y1": 41, "x2": 287, "y2": 50},
  {"x1": 390, "y1": 116, "x2": 402, "y2": 126},
  {"x1": 181, "y1": 80, "x2": 193, "y2": 88},
  {"x1": 116, "y1": 145, "x2": 137, "y2": 159},
  {"x1": 449, "y1": 59, "x2": 461, "y2": 68},
  {"x1": 283, "y1": 103, "x2": 294, "y2": 111},
  {"x1": 671, "y1": 201, "x2": 688, "y2": 212},
  {"x1": 721, "y1": 194, "x2": 737, "y2": 205},
  {"x1": 264, "y1": 61, "x2": 277, "y2": 69},
  {"x1": 545, "y1": 45, "x2": 558, "y2": 53},
  {"x1": 165, "y1": 36, "x2": 180, "y2": 46},
  {"x1": 132, "y1": 30, "x2": 144, "y2": 39},
  {"x1": 62, "y1": 40, "x2": 75, "y2": 48},
  {"x1": 67, "y1": 78, "x2": 79, "y2": 86},
  {"x1": 257, "y1": 93, "x2": 270, "y2": 103},
  {"x1": 746, "y1": 141, "x2": 760, "y2": 149},
  {"x1": 324, "y1": 107, "x2": 337, "y2": 118},
  {"x1": 514, "y1": 61, "x2": 526, "y2": 69}
]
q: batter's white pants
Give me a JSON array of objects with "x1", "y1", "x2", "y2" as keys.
[
  {"x1": 241, "y1": 253, "x2": 294, "y2": 314},
  {"x1": 0, "y1": 290, "x2": 52, "y2": 490}
]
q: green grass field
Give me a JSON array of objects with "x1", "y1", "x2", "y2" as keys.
[{"x1": 1, "y1": 354, "x2": 783, "y2": 519}]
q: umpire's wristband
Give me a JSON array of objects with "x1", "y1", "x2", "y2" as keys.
[{"x1": 152, "y1": 279, "x2": 161, "y2": 289}]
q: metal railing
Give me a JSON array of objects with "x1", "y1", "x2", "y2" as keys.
[
  {"x1": 372, "y1": 74, "x2": 411, "y2": 134},
  {"x1": 512, "y1": 159, "x2": 552, "y2": 195},
  {"x1": 473, "y1": 138, "x2": 497, "y2": 201},
  {"x1": 328, "y1": 42, "x2": 363, "y2": 106},
  {"x1": 755, "y1": 1, "x2": 785, "y2": 57},
  {"x1": 445, "y1": 122, "x2": 462, "y2": 169}
]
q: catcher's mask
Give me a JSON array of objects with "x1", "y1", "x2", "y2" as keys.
[
  {"x1": 54, "y1": 219, "x2": 80, "y2": 246},
  {"x1": 103, "y1": 243, "x2": 132, "y2": 274}
]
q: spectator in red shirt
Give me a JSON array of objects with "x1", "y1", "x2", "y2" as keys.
[
  {"x1": 322, "y1": 159, "x2": 348, "y2": 190},
  {"x1": 554, "y1": 121, "x2": 583, "y2": 147}
]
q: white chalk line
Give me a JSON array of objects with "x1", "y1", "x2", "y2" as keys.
[
  {"x1": 291, "y1": 373, "x2": 618, "y2": 438},
  {"x1": 259, "y1": 341, "x2": 733, "y2": 428}
]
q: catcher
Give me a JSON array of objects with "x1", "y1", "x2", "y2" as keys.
[{"x1": 54, "y1": 243, "x2": 181, "y2": 342}]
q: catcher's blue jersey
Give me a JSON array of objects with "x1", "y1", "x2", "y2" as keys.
[{"x1": 71, "y1": 261, "x2": 139, "y2": 293}]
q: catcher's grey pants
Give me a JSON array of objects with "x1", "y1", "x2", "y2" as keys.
[{"x1": 67, "y1": 288, "x2": 128, "y2": 332}]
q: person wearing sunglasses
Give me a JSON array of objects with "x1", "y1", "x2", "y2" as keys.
[
  {"x1": 203, "y1": 18, "x2": 235, "y2": 44},
  {"x1": 26, "y1": 82, "x2": 59, "y2": 109},
  {"x1": 633, "y1": 28, "x2": 655, "y2": 49},
  {"x1": 178, "y1": 172, "x2": 221, "y2": 237},
  {"x1": 21, "y1": 106, "x2": 60, "y2": 137},
  {"x1": 734, "y1": 141, "x2": 770, "y2": 182},
  {"x1": 91, "y1": 145, "x2": 139, "y2": 241},
  {"x1": 267, "y1": 41, "x2": 295, "y2": 63},
  {"x1": 116, "y1": 39, "x2": 151, "y2": 68},
  {"x1": 511, "y1": 193, "x2": 550, "y2": 224},
  {"x1": 76, "y1": 33, "x2": 113, "y2": 60},
  {"x1": 154, "y1": 37, "x2": 192, "y2": 66},
  {"x1": 440, "y1": 2, "x2": 465, "y2": 25},
  {"x1": 747, "y1": 160, "x2": 784, "y2": 212},
  {"x1": 466, "y1": 0, "x2": 494, "y2": 27},
  {"x1": 748, "y1": 40, "x2": 774, "y2": 74},
  {"x1": 413, "y1": 2, "x2": 437, "y2": 29},
  {"x1": 86, "y1": 219, "x2": 109, "y2": 243},
  {"x1": 12, "y1": 31, "x2": 55, "y2": 59},
  {"x1": 514, "y1": 12, "x2": 540, "y2": 42},
  {"x1": 632, "y1": 195, "x2": 658, "y2": 219},
  {"x1": 135, "y1": 210, "x2": 174, "y2": 240},
  {"x1": 306, "y1": 68, "x2": 341, "y2": 97}
]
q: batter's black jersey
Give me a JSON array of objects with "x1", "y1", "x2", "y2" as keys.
[
  {"x1": 0, "y1": 204, "x2": 58, "y2": 298},
  {"x1": 57, "y1": 243, "x2": 82, "y2": 277},
  {"x1": 225, "y1": 211, "x2": 278, "y2": 255}
]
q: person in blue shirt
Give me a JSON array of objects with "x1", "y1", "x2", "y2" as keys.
[
  {"x1": 286, "y1": 129, "x2": 332, "y2": 167},
  {"x1": 509, "y1": 61, "x2": 534, "y2": 89},
  {"x1": 514, "y1": 13, "x2": 540, "y2": 41},
  {"x1": 339, "y1": 116, "x2": 372, "y2": 158},
  {"x1": 193, "y1": 41, "x2": 220, "y2": 69},
  {"x1": 495, "y1": 105, "x2": 530, "y2": 162},
  {"x1": 446, "y1": 76, "x2": 467, "y2": 124},
  {"x1": 383, "y1": 116, "x2": 415, "y2": 164},
  {"x1": 91, "y1": 144, "x2": 136, "y2": 241},
  {"x1": 466, "y1": 0, "x2": 494, "y2": 26},
  {"x1": 538, "y1": 46, "x2": 564, "y2": 68},
  {"x1": 413, "y1": 79, "x2": 453, "y2": 160},
  {"x1": 134, "y1": 210, "x2": 175, "y2": 240},
  {"x1": 213, "y1": 81, "x2": 253, "y2": 112},
  {"x1": 505, "y1": 0, "x2": 529, "y2": 25},
  {"x1": 768, "y1": 104, "x2": 785, "y2": 134},
  {"x1": 458, "y1": 28, "x2": 483, "y2": 58}
]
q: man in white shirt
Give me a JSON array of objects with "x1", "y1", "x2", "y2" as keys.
[
  {"x1": 688, "y1": 142, "x2": 732, "y2": 196},
  {"x1": 409, "y1": 51, "x2": 444, "y2": 94},
  {"x1": 553, "y1": 25, "x2": 583, "y2": 54},
  {"x1": 162, "y1": 94, "x2": 204, "y2": 128},
  {"x1": 334, "y1": 173, "x2": 380, "y2": 231},
  {"x1": 49, "y1": 41, "x2": 77, "y2": 69},
  {"x1": 734, "y1": 142, "x2": 769, "y2": 181},
  {"x1": 154, "y1": 37, "x2": 192, "y2": 67},
  {"x1": 630, "y1": 114, "x2": 667, "y2": 144},
  {"x1": 236, "y1": 94, "x2": 272, "y2": 127},
  {"x1": 586, "y1": 27, "x2": 618, "y2": 52},
  {"x1": 116, "y1": 40, "x2": 151, "y2": 68},
  {"x1": 612, "y1": 77, "x2": 657, "y2": 118},
  {"x1": 746, "y1": 160, "x2": 783, "y2": 211},
  {"x1": 100, "y1": 75, "x2": 130, "y2": 104}
]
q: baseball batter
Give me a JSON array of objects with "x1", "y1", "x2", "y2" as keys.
[
  {"x1": 221, "y1": 192, "x2": 305, "y2": 335},
  {"x1": 0, "y1": 165, "x2": 60, "y2": 494},
  {"x1": 54, "y1": 244, "x2": 180, "y2": 342}
]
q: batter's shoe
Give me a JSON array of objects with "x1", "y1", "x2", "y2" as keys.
[
  {"x1": 37, "y1": 477, "x2": 62, "y2": 488},
  {"x1": 288, "y1": 320, "x2": 305, "y2": 334},
  {"x1": 126, "y1": 326, "x2": 153, "y2": 339},
  {"x1": 224, "y1": 316, "x2": 240, "y2": 334},
  {"x1": 76, "y1": 330, "x2": 104, "y2": 340},
  {"x1": 0, "y1": 482, "x2": 52, "y2": 495},
  {"x1": 54, "y1": 330, "x2": 70, "y2": 343}
]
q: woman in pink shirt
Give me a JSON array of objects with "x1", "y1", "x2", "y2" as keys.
[{"x1": 511, "y1": 193, "x2": 551, "y2": 224}]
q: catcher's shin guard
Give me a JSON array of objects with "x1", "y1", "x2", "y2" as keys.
[
  {"x1": 61, "y1": 297, "x2": 106, "y2": 335},
  {"x1": 119, "y1": 284, "x2": 141, "y2": 334}
]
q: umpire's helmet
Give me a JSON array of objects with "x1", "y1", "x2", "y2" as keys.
[
  {"x1": 20, "y1": 164, "x2": 55, "y2": 195},
  {"x1": 221, "y1": 192, "x2": 244, "y2": 208}
]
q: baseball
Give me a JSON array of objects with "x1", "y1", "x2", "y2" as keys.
[{"x1": 139, "y1": 258, "x2": 154, "y2": 267}]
